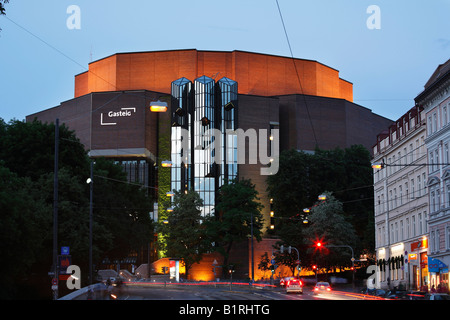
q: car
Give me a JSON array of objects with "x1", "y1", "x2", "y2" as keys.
[
  {"x1": 406, "y1": 291, "x2": 427, "y2": 300},
  {"x1": 425, "y1": 293, "x2": 450, "y2": 300},
  {"x1": 286, "y1": 278, "x2": 303, "y2": 294},
  {"x1": 280, "y1": 277, "x2": 293, "y2": 288},
  {"x1": 313, "y1": 282, "x2": 332, "y2": 294},
  {"x1": 383, "y1": 290, "x2": 408, "y2": 300}
]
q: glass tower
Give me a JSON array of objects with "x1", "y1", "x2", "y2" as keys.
[{"x1": 170, "y1": 76, "x2": 238, "y2": 216}]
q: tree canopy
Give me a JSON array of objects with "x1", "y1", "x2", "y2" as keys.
[
  {"x1": 204, "y1": 179, "x2": 264, "y2": 271},
  {"x1": 266, "y1": 146, "x2": 374, "y2": 273},
  {"x1": 0, "y1": 118, "x2": 154, "y2": 299},
  {"x1": 158, "y1": 189, "x2": 206, "y2": 279}
]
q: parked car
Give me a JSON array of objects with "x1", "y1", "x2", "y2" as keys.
[
  {"x1": 361, "y1": 288, "x2": 386, "y2": 298},
  {"x1": 425, "y1": 293, "x2": 450, "y2": 300},
  {"x1": 406, "y1": 291, "x2": 427, "y2": 300},
  {"x1": 383, "y1": 290, "x2": 408, "y2": 300}
]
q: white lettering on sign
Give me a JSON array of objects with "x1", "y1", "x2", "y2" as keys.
[{"x1": 101, "y1": 108, "x2": 136, "y2": 126}]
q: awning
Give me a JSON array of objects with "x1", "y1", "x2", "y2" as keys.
[{"x1": 428, "y1": 257, "x2": 448, "y2": 273}]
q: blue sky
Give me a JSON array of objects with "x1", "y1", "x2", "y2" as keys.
[{"x1": 0, "y1": 0, "x2": 449, "y2": 123}]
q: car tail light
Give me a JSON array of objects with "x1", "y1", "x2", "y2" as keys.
[
  {"x1": 314, "y1": 287, "x2": 319, "y2": 291},
  {"x1": 326, "y1": 287, "x2": 331, "y2": 292}
]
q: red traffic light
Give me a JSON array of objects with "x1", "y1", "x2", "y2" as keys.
[
  {"x1": 312, "y1": 265, "x2": 317, "y2": 270},
  {"x1": 316, "y1": 242, "x2": 322, "y2": 247}
]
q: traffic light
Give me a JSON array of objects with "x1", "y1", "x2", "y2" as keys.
[
  {"x1": 312, "y1": 265, "x2": 317, "y2": 271},
  {"x1": 316, "y1": 242, "x2": 322, "y2": 248},
  {"x1": 270, "y1": 198, "x2": 275, "y2": 229}
]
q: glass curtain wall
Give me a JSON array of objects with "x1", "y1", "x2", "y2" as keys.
[
  {"x1": 171, "y1": 77, "x2": 192, "y2": 193},
  {"x1": 170, "y1": 76, "x2": 238, "y2": 217},
  {"x1": 217, "y1": 77, "x2": 238, "y2": 187}
]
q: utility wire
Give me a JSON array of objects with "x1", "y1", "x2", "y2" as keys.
[{"x1": 275, "y1": 0, "x2": 319, "y2": 148}]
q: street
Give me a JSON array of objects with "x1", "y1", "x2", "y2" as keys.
[{"x1": 93, "y1": 282, "x2": 375, "y2": 301}]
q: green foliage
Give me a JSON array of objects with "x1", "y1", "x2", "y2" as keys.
[
  {"x1": 204, "y1": 179, "x2": 264, "y2": 267},
  {"x1": 267, "y1": 146, "x2": 374, "y2": 253},
  {"x1": 0, "y1": 118, "x2": 154, "y2": 298},
  {"x1": 302, "y1": 192, "x2": 358, "y2": 270},
  {"x1": 158, "y1": 190, "x2": 206, "y2": 277},
  {"x1": 0, "y1": 163, "x2": 49, "y2": 299}
]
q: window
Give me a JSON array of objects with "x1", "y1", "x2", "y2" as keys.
[
  {"x1": 412, "y1": 215, "x2": 416, "y2": 237},
  {"x1": 447, "y1": 226, "x2": 450, "y2": 250},
  {"x1": 395, "y1": 222, "x2": 398, "y2": 243},
  {"x1": 433, "y1": 113, "x2": 438, "y2": 133},
  {"x1": 423, "y1": 173, "x2": 426, "y2": 192},
  {"x1": 436, "y1": 189, "x2": 441, "y2": 212},
  {"x1": 436, "y1": 229, "x2": 441, "y2": 252},
  {"x1": 417, "y1": 175, "x2": 421, "y2": 197},
  {"x1": 394, "y1": 188, "x2": 397, "y2": 208},
  {"x1": 431, "y1": 191, "x2": 435, "y2": 213},
  {"x1": 430, "y1": 152, "x2": 434, "y2": 172},
  {"x1": 411, "y1": 179, "x2": 415, "y2": 199},
  {"x1": 418, "y1": 213, "x2": 422, "y2": 235},
  {"x1": 400, "y1": 220, "x2": 404, "y2": 241},
  {"x1": 436, "y1": 149, "x2": 439, "y2": 170},
  {"x1": 444, "y1": 106, "x2": 448, "y2": 126},
  {"x1": 428, "y1": 116, "x2": 433, "y2": 135},
  {"x1": 410, "y1": 144, "x2": 414, "y2": 163},
  {"x1": 405, "y1": 182, "x2": 409, "y2": 201},
  {"x1": 406, "y1": 218, "x2": 410, "y2": 239},
  {"x1": 445, "y1": 143, "x2": 449, "y2": 164},
  {"x1": 391, "y1": 223, "x2": 394, "y2": 244},
  {"x1": 389, "y1": 190, "x2": 393, "y2": 210},
  {"x1": 431, "y1": 230, "x2": 435, "y2": 252},
  {"x1": 447, "y1": 182, "x2": 450, "y2": 208}
]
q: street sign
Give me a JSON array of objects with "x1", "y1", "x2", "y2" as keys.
[
  {"x1": 271, "y1": 259, "x2": 276, "y2": 265},
  {"x1": 61, "y1": 246, "x2": 70, "y2": 255},
  {"x1": 51, "y1": 278, "x2": 58, "y2": 291},
  {"x1": 58, "y1": 255, "x2": 72, "y2": 275}
]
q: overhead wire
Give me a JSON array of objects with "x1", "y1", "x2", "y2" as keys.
[{"x1": 275, "y1": 0, "x2": 319, "y2": 148}]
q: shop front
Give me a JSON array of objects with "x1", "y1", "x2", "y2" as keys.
[
  {"x1": 407, "y1": 238, "x2": 429, "y2": 291},
  {"x1": 428, "y1": 256, "x2": 449, "y2": 293}
]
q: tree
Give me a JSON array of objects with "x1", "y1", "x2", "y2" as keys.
[
  {"x1": 158, "y1": 189, "x2": 206, "y2": 279},
  {"x1": 0, "y1": 118, "x2": 155, "y2": 298},
  {"x1": 267, "y1": 146, "x2": 375, "y2": 256},
  {"x1": 302, "y1": 191, "x2": 358, "y2": 272},
  {"x1": 204, "y1": 179, "x2": 264, "y2": 270},
  {"x1": 0, "y1": 163, "x2": 49, "y2": 299},
  {"x1": 0, "y1": 0, "x2": 9, "y2": 15}
]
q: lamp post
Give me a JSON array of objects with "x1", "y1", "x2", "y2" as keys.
[
  {"x1": 87, "y1": 160, "x2": 94, "y2": 285},
  {"x1": 52, "y1": 118, "x2": 59, "y2": 300},
  {"x1": 324, "y1": 244, "x2": 355, "y2": 288},
  {"x1": 372, "y1": 160, "x2": 391, "y2": 290}
]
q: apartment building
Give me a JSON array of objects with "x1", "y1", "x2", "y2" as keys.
[
  {"x1": 416, "y1": 59, "x2": 450, "y2": 293},
  {"x1": 372, "y1": 105, "x2": 428, "y2": 290}
]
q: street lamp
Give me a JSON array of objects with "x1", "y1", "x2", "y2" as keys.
[
  {"x1": 323, "y1": 244, "x2": 355, "y2": 288},
  {"x1": 150, "y1": 100, "x2": 168, "y2": 112},
  {"x1": 86, "y1": 161, "x2": 94, "y2": 286},
  {"x1": 161, "y1": 160, "x2": 172, "y2": 168}
]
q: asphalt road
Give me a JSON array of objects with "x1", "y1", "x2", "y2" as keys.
[{"x1": 105, "y1": 284, "x2": 363, "y2": 300}]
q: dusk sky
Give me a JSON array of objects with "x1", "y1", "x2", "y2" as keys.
[{"x1": 1, "y1": 0, "x2": 449, "y2": 124}]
